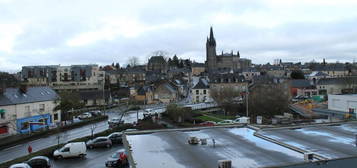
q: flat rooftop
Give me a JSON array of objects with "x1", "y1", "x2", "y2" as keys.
[
  {"x1": 257, "y1": 122, "x2": 357, "y2": 159},
  {"x1": 126, "y1": 127, "x2": 304, "y2": 168}
]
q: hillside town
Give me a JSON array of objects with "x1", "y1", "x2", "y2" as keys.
[
  {"x1": 1, "y1": 27, "x2": 357, "y2": 168},
  {"x1": 2, "y1": 1, "x2": 357, "y2": 167}
]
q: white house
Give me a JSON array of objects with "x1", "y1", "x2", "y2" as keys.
[
  {"x1": 0, "y1": 86, "x2": 60, "y2": 136},
  {"x1": 191, "y1": 78, "x2": 210, "y2": 103}
]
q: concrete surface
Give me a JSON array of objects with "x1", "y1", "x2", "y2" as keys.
[
  {"x1": 258, "y1": 122, "x2": 357, "y2": 159},
  {"x1": 126, "y1": 127, "x2": 305, "y2": 168}
]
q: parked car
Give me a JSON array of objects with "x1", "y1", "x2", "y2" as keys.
[
  {"x1": 9, "y1": 163, "x2": 31, "y2": 168},
  {"x1": 78, "y1": 112, "x2": 92, "y2": 120},
  {"x1": 105, "y1": 149, "x2": 129, "y2": 167},
  {"x1": 89, "y1": 110, "x2": 102, "y2": 117},
  {"x1": 53, "y1": 142, "x2": 87, "y2": 159},
  {"x1": 199, "y1": 121, "x2": 217, "y2": 126},
  {"x1": 217, "y1": 120, "x2": 234, "y2": 125},
  {"x1": 86, "y1": 137, "x2": 112, "y2": 149},
  {"x1": 107, "y1": 132, "x2": 123, "y2": 144},
  {"x1": 124, "y1": 129, "x2": 138, "y2": 132},
  {"x1": 108, "y1": 117, "x2": 123, "y2": 125},
  {"x1": 234, "y1": 117, "x2": 250, "y2": 124},
  {"x1": 26, "y1": 156, "x2": 51, "y2": 168}
]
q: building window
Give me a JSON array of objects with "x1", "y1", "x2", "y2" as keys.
[
  {"x1": 54, "y1": 113, "x2": 58, "y2": 121},
  {"x1": 203, "y1": 90, "x2": 206, "y2": 94},
  {"x1": 196, "y1": 90, "x2": 199, "y2": 94},
  {"x1": 25, "y1": 106, "x2": 31, "y2": 117},
  {"x1": 349, "y1": 108, "x2": 355, "y2": 113},
  {"x1": 39, "y1": 104, "x2": 45, "y2": 112},
  {"x1": 0, "y1": 112, "x2": 5, "y2": 119},
  {"x1": 196, "y1": 96, "x2": 199, "y2": 102},
  {"x1": 39, "y1": 118, "x2": 46, "y2": 124},
  {"x1": 21, "y1": 122, "x2": 29, "y2": 130}
]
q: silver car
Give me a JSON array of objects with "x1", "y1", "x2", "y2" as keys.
[{"x1": 86, "y1": 137, "x2": 112, "y2": 149}]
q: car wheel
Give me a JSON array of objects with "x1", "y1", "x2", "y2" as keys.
[
  {"x1": 106, "y1": 144, "x2": 111, "y2": 148},
  {"x1": 89, "y1": 145, "x2": 94, "y2": 149},
  {"x1": 57, "y1": 155, "x2": 63, "y2": 159},
  {"x1": 79, "y1": 154, "x2": 85, "y2": 158}
]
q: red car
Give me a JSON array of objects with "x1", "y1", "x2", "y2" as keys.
[{"x1": 199, "y1": 121, "x2": 216, "y2": 126}]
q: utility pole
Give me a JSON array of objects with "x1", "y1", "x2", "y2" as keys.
[{"x1": 246, "y1": 85, "x2": 249, "y2": 117}]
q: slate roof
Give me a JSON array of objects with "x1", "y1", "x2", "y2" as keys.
[
  {"x1": 317, "y1": 77, "x2": 357, "y2": 85},
  {"x1": 192, "y1": 78, "x2": 209, "y2": 89},
  {"x1": 148, "y1": 56, "x2": 166, "y2": 64},
  {"x1": 137, "y1": 86, "x2": 153, "y2": 95},
  {"x1": 290, "y1": 79, "x2": 312, "y2": 88},
  {"x1": 309, "y1": 71, "x2": 329, "y2": 77},
  {"x1": 164, "y1": 83, "x2": 177, "y2": 93},
  {"x1": 209, "y1": 73, "x2": 245, "y2": 83},
  {"x1": 0, "y1": 87, "x2": 58, "y2": 106}
]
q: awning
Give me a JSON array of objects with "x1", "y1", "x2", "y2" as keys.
[{"x1": 0, "y1": 109, "x2": 5, "y2": 114}]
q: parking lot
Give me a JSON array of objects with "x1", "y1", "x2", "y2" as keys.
[
  {"x1": 257, "y1": 122, "x2": 357, "y2": 159},
  {"x1": 51, "y1": 145, "x2": 124, "y2": 168},
  {"x1": 126, "y1": 127, "x2": 305, "y2": 168}
]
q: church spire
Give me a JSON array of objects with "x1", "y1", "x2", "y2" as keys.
[{"x1": 208, "y1": 26, "x2": 216, "y2": 46}]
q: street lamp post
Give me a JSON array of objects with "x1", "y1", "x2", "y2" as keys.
[{"x1": 246, "y1": 85, "x2": 249, "y2": 117}]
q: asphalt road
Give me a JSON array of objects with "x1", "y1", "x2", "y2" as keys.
[{"x1": 51, "y1": 145, "x2": 124, "y2": 168}]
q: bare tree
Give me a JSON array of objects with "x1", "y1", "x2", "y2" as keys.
[
  {"x1": 151, "y1": 50, "x2": 170, "y2": 61},
  {"x1": 152, "y1": 50, "x2": 169, "y2": 57},
  {"x1": 127, "y1": 56, "x2": 140, "y2": 67},
  {"x1": 210, "y1": 87, "x2": 242, "y2": 115},
  {"x1": 248, "y1": 82, "x2": 290, "y2": 118}
]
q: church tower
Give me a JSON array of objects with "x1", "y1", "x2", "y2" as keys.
[{"x1": 206, "y1": 27, "x2": 217, "y2": 72}]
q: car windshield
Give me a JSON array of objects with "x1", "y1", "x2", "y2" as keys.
[{"x1": 111, "y1": 151, "x2": 125, "y2": 158}]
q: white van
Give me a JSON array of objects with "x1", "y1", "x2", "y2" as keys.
[{"x1": 53, "y1": 142, "x2": 87, "y2": 159}]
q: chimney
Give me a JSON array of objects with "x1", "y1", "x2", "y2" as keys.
[{"x1": 19, "y1": 84, "x2": 28, "y2": 93}]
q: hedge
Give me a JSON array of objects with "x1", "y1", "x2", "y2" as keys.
[{"x1": 0, "y1": 123, "x2": 134, "y2": 168}]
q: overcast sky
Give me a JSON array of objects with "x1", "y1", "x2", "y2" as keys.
[{"x1": 1, "y1": 0, "x2": 357, "y2": 72}]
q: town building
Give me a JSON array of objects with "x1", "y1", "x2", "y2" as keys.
[
  {"x1": 316, "y1": 77, "x2": 357, "y2": 95},
  {"x1": 132, "y1": 86, "x2": 155, "y2": 104},
  {"x1": 191, "y1": 78, "x2": 210, "y2": 103},
  {"x1": 78, "y1": 90, "x2": 112, "y2": 107},
  {"x1": 241, "y1": 68, "x2": 261, "y2": 81},
  {"x1": 21, "y1": 64, "x2": 105, "y2": 92},
  {"x1": 289, "y1": 79, "x2": 317, "y2": 97},
  {"x1": 306, "y1": 71, "x2": 329, "y2": 85},
  {"x1": 0, "y1": 86, "x2": 60, "y2": 136},
  {"x1": 209, "y1": 73, "x2": 247, "y2": 94},
  {"x1": 191, "y1": 63, "x2": 205, "y2": 76},
  {"x1": 147, "y1": 56, "x2": 168, "y2": 73},
  {"x1": 205, "y1": 27, "x2": 251, "y2": 72},
  {"x1": 153, "y1": 82, "x2": 178, "y2": 103}
]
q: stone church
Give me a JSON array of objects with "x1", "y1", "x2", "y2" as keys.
[{"x1": 205, "y1": 27, "x2": 251, "y2": 73}]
